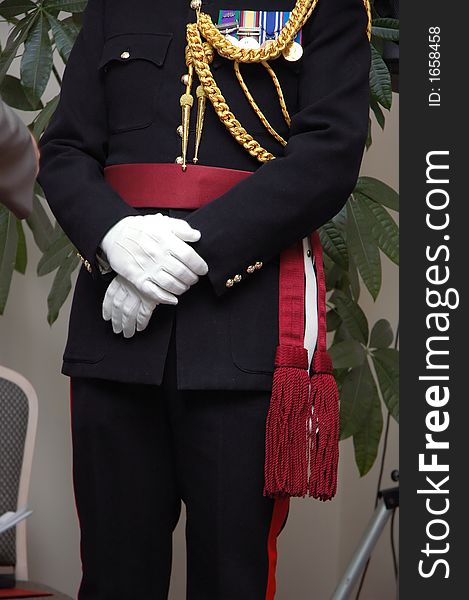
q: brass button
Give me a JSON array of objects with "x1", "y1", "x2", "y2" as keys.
[
  {"x1": 246, "y1": 265, "x2": 255, "y2": 274},
  {"x1": 233, "y1": 274, "x2": 242, "y2": 283},
  {"x1": 175, "y1": 156, "x2": 184, "y2": 165},
  {"x1": 120, "y1": 51, "x2": 130, "y2": 59},
  {"x1": 177, "y1": 125, "x2": 184, "y2": 137},
  {"x1": 181, "y1": 74, "x2": 190, "y2": 86},
  {"x1": 254, "y1": 261, "x2": 263, "y2": 270},
  {"x1": 190, "y1": 0, "x2": 202, "y2": 9},
  {"x1": 225, "y1": 278, "x2": 234, "y2": 288}
]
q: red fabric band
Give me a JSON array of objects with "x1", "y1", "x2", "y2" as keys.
[
  {"x1": 310, "y1": 230, "x2": 327, "y2": 354},
  {"x1": 104, "y1": 162, "x2": 252, "y2": 208}
]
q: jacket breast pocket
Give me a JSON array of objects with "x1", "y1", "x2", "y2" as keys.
[{"x1": 98, "y1": 32, "x2": 173, "y2": 134}]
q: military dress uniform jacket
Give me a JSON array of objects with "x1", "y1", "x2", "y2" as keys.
[{"x1": 37, "y1": 0, "x2": 371, "y2": 390}]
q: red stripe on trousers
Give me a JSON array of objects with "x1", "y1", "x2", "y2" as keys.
[{"x1": 265, "y1": 497, "x2": 290, "y2": 599}]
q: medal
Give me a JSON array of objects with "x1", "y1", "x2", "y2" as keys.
[
  {"x1": 282, "y1": 41, "x2": 303, "y2": 62},
  {"x1": 238, "y1": 36, "x2": 260, "y2": 49},
  {"x1": 225, "y1": 34, "x2": 241, "y2": 47}
]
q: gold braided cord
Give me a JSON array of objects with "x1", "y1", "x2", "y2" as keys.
[
  {"x1": 233, "y1": 61, "x2": 288, "y2": 146},
  {"x1": 261, "y1": 61, "x2": 291, "y2": 127},
  {"x1": 185, "y1": 0, "x2": 373, "y2": 164},
  {"x1": 187, "y1": 22, "x2": 274, "y2": 162},
  {"x1": 363, "y1": 0, "x2": 372, "y2": 42}
]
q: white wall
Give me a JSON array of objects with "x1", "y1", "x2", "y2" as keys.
[{"x1": 1, "y1": 18, "x2": 399, "y2": 598}]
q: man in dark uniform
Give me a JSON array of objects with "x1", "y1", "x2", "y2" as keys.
[{"x1": 37, "y1": 0, "x2": 371, "y2": 598}]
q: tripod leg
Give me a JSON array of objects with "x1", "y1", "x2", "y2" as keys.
[{"x1": 331, "y1": 499, "x2": 392, "y2": 600}]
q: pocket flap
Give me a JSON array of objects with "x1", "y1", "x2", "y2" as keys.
[{"x1": 98, "y1": 32, "x2": 173, "y2": 70}]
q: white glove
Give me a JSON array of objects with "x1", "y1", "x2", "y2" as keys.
[
  {"x1": 102, "y1": 275, "x2": 157, "y2": 338},
  {"x1": 100, "y1": 213, "x2": 208, "y2": 305}
]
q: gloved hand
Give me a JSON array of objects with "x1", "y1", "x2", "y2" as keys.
[
  {"x1": 100, "y1": 213, "x2": 208, "y2": 305},
  {"x1": 102, "y1": 274, "x2": 157, "y2": 338}
]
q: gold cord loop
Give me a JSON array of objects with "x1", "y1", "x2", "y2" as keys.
[{"x1": 180, "y1": 0, "x2": 372, "y2": 166}]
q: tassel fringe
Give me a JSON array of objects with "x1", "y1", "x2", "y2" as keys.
[
  {"x1": 264, "y1": 345, "x2": 310, "y2": 498},
  {"x1": 308, "y1": 350, "x2": 339, "y2": 501}
]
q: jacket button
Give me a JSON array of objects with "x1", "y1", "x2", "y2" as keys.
[
  {"x1": 181, "y1": 74, "x2": 190, "y2": 86},
  {"x1": 190, "y1": 0, "x2": 202, "y2": 9},
  {"x1": 175, "y1": 156, "x2": 184, "y2": 165},
  {"x1": 120, "y1": 51, "x2": 130, "y2": 59},
  {"x1": 233, "y1": 274, "x2": 242, "y2": 283},
  {"x1": 254, "y1": 261, "x2": 263, "y2": 270},
  {"x1": 306, "y1": 249, "x2": 312, "y2": 257},
  {"x1": 225, "y1": 278, "x2": 234, "y2": 288},
  {"x1": 246, "y1": 265, "x2": 255, "y2": 274}
]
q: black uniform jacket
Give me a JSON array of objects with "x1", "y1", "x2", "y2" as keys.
[{"x1": 37, "y1": 0, "x2": 371, "y2": 390}]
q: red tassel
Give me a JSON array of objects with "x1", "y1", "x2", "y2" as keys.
[
  {"x1": 264, "y1": 345, "x2": 310, "y2": 498},
  {"x1": 307, "y1": 231, "x2": 340, "y2": 501},
  {"x1": 308, "y1": 350, "x2": 339, "y2": 501}
]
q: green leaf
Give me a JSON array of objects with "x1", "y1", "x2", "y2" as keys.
[
  {"x1": 37, "y1": 231, "x2": 75, "y2": 276},
  {"x1": 26, "y1": 192, "x2": 54, "y2": 252},
  {"x1": 372, "y1": 18, "x2": 400, "y2": 30},
  {"x1": 47, "y1": 252, "x2": 79, "y2": 325},
  {"x1": 325, "y1": 263, "x2": 344, "y2": 292},
  {"x1": 359, "y1": 195, "x2": 399, "y2": 265},
  {"x1": 14, "y1": 219, "x2": 27, "y2": 274},
  {"x1": 332, "y1": 203, "x2": 348, "y2": 233},
  {"x1": 369, "y1": 44, "x2": 392, "y2": 110},
  {"x1": 0, "y1": 74, "x2": 43, "y2": 110},
  {"x1": 43, "y1": 0, "x2": 88, "y2": 11},
  {"x1": 329, "y1": 340, "x2": 366, "y2": 369},
  {"x1": 348, "y1": 253, "x2": 360, "y2": 301},
  {"x1": 353, "y1": 390, "x2": 383, "y2": 476},
  {"x1": 326, "y1": 309, "x2": 341, "y2": 332},
  {"x1": 365, "y1": 116, "x2": 372, "y2": 150},
  {"x1": 355, "y1": 176, "x2": 399, "y2": 212},
  {"x1": 372, "y1": 26, "x2": 400, "y2": 42},
  {"x1": 370, "y1": 319, "x2": 394, "y2": 348},
  {"x1": 0, "y1": 206, "x2": 19, "y2": 314},
  {"x1": 46, "y1": 11, "x2": 79, "y2": 61},
  {"x1": 319, "y1": 221, "x2": 348, "y2": 270},
  {"x1": 0, "y1": 0, "x2": 36, "y2": 19},
  {"x1": 20, "y1": 12, "x2": 53, "y2": 105},
  {"x1": 347, "y1": 195, "x2": 382, "y2": 300},
  {"x1": 333, "y1": 322, "x2": 353, "y2": 345},
  {"x1": 370, "y1": 95, "x2": 385, "y2": 130},
  {"x1": 31, "y1": 93, "x2": 59, "y2": 138},
  {"x1": 332, "y1": 289, "x2": 369, "y2": 345},
  {"x1": 339, "y1": 360, "x2": 378, "y2": 440},
  {"x1": 320, "y1": 221, "x2": 348, "y2": 270},
  {"x1": 371, "y1": 348, "x2": 399, "y2": 423},
  {"x1": 0, "y1": 14, "x2": 37, "y2": 85}
]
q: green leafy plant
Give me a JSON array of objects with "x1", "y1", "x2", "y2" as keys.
[{"x1": 0, "y1": 0, "x2": 399, "y2": 475}]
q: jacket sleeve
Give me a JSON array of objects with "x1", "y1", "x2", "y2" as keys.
[
  {"x1": 186, "y1": 0, "x2": 371, "y2": 296},
  {"x1": 0, "y1": 97, "x2": 37, "y2": 219},
  {"x1": 37, "y1": 0, "x2": 138, "y2": 279}
]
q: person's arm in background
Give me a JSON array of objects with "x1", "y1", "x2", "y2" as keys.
[
  {"x1": 0, "y1": 96, "x2": 38, "y2": 219},
  {"x1": 186, "y1": 0, "x2": 371, "y2": 295}
]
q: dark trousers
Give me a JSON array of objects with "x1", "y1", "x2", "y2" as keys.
[{"x1": 70, "y1": 327, "x2": 290, "y2": 600}]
